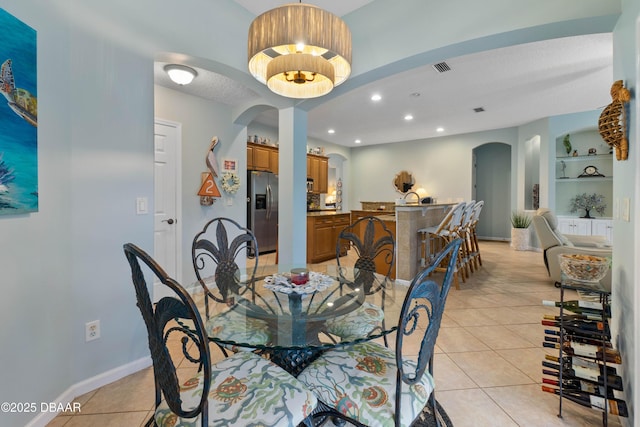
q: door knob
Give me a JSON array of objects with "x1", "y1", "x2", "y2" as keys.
[{"x1": 163, "y1": 218, "x2": 175, "y2": 225}]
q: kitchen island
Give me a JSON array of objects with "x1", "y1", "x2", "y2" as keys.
[
  {"x1": 394, "y1": 203, "x2": 453, "y2": 281},
  {"x1": 307, "y1": 204, "x2": 452, "y2": 281}
]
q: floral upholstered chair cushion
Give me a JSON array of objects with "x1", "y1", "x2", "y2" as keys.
[
  {"x1": 297, "y1": 341, "x2": 434, "y2": 427},
  {"x1": 204, "y1": 308, "x2": 271, "y2": 351},
  {"x1": 155, "y1": 351, "x2": 317, "y2": 427},
  {"x1": 325, "y1": 302, "x2": 384, "y2": 340}
]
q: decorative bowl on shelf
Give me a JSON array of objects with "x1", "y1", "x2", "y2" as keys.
[{"x1": 559, "y1": 253, "x2": 609, "y2": 282}]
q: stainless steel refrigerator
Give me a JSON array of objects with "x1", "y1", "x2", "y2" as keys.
[{"x1": 247, "y1": 171, "x2": 278, "y2": 254}]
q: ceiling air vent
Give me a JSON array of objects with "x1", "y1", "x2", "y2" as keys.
[
  {"x1": 473, "y1": 107, "x2": 485, "y2": 113},
  {"x1": 432, "y1": 61, "x2": 451, "y2": 73}
]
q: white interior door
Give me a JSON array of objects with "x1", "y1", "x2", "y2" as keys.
[{"x1": 154, "y1": 119, "x2": 182, "y2": 301}]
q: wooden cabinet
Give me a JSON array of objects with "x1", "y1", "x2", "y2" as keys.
[
  {"x1": 307, "y1": 213, "x2": 351, "y2": 263},
  {"x1": 247, "y1": 142, "x2": 277, "y2": 173},
  {"x1": 269, "y1": 149, "x2": 278, "y2": 175},
  {"x1": 316, "y1": 157, "x2": 328, "y2": 193},
  {"x1": 307, "y1": 154, "x2": 328, "y2": 193}
]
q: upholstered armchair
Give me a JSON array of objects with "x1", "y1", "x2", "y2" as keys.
[{"x1": 532, "y1": 208, "x2": 611, "y2": 289}]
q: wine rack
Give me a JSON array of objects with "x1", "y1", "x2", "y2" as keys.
[{"x1": 541, "y1": 277, "x2": 627, "y2": 426}]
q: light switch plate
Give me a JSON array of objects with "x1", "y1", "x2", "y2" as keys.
[
  {"x1": 622, "y1": 197, "x2": 630, "y2": 222},
  {"x1": 136, "y1": 197, "x2": 148, "y2": 215}
]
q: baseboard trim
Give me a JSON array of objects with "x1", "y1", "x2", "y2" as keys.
[{"x1": 25, "y1": 356, "x2": 152, "y2": 427}]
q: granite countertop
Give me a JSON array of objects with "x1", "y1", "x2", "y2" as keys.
[{"x1": 307, "y1": 210, "x2": 350, "y2": 217}]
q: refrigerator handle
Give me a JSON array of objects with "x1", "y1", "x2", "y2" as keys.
[{"x1": 266, "y1": 184, "x2": 271, "y2": 220}]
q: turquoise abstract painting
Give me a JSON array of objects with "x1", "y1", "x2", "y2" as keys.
[{"x1": 0, "y1": 8, "x2": 37, "y2": 214}]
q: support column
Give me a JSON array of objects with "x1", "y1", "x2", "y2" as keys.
[{"x1": 278, "y1": 107, "x2": 308, "y2": 268}]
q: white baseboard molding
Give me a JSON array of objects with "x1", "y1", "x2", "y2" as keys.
[
  {"x1": 25, "y1": 356, "x2": 152, "y2": 427},
  {"x1": 478, "y1": 236, "x2": 510, "y2": 242}
]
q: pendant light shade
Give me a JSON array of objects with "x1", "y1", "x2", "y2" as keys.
[{"x1": 248, "y1": 3, "x2": 352, "y2": 99}]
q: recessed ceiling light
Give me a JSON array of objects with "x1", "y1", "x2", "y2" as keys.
[
  {"x1": 354, "y1": 139, "x2": 361, "y2": 144},
  {"x1": 410, "y1": 92, "x2": 421, "y2": 97},
  {"x1": 371, "y1": 94, "x2": 382, "y2": 101},
  {"x1": 404, "y1": 114, "x2": 414, "y2": 121},
  {"x1": 436, "y1": 127, "x2": 444, "y2": 132},
  {"x1": 328, "y1": 129, "x2": 335, "y2": 134}
]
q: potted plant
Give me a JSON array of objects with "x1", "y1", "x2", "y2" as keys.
[{"x1": 510, "y1": 211, "x2": 532, "y2": 251}]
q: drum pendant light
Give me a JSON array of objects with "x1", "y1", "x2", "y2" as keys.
[{"x1": 247, "y1": 3, "x2": 352, "y2": 99}]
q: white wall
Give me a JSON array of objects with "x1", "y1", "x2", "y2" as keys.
[
  {"x1": 611, "y1": 0, "x2": 639, "y2": 423},
  {"x1": 349, "y1": 128, "x2": 517, "y2": 212},
  {"x1": 155, "y1": 85, "x2": 246, "y2": 287}
]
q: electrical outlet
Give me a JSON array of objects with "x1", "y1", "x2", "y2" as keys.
[{"x1": 86, "y1": 320, "x2": 100, "y2": 342}]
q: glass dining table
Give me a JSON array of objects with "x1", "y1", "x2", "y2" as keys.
[{"x1": 196, "y1": 264, "x2": 409, "y2": 376}]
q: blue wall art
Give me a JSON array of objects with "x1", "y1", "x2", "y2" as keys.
[{"x1": 0, "y1": 8, "x2": 37, "y2": 215}]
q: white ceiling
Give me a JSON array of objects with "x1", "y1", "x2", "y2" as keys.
[{"x1": 154, "y1": 2, "x2": 613, "y2": 147}]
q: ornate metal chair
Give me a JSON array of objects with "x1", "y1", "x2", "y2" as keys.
[
  {"x1": 192, "y1": 217, "x2": 270, "y2": 353},
  {"x1": 297, "y1": 239, "x2": 462, "y2": 427},
  {"x1": 124, "y1": 243, "x2": 317, "y2": 427},
  {"x1": 325, "y1": 216, "x2": 395, "y2": 346}
]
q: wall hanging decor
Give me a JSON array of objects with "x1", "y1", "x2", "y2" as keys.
[
  {"x1": 0, "y1": 9, "x2": 37, "y2": 215},
  {"x1": 198, "y1": 136, "x2": 221, "y2": 205},
  {"x1": 599, "y1": 80, "x2": 630, "y2": 161}
]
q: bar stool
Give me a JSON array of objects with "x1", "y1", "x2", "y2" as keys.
[
  {"x1": 418, "y1": 202, "x2": 466, "y2": 287},
  {"x1": 458, "y1": 201, "x2": 476, "y2": 276},
  {"x1": 468, "y1": 200, "x2": 484, "y2": 269}
]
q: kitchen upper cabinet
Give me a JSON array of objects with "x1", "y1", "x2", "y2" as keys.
[
  {"x1": 316, "y1": 157, "x2": 328, "y2": 194},
  {"x1": 246, "y1": 143, "x2": 327, "y2": 191},
  {"x1": 269, "y1": 149, "x2": 278, "y2": 175},
  {"x1": 247, "y1": 142, "x2": 277, "y2": 173},
  {"x1": 307, "y1": 154, "x2": 328, "y2": 193},
  {"x1": 247, "y1": 145, "x2": 253, "y2": 170}
]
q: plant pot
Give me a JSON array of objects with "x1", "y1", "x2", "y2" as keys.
[{"x1": 510, "y1": 227, "x2": 530, "y2": 251}]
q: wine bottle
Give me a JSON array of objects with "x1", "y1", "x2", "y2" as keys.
[
  {"x1": 541, "y1": 361, "x2": 624, "y2": 390},
  {"x1": 545, "y1": 354, "x2": 619, "y2": 376},
  {"x1": 542, "y1": 299, "x2": 605, "y2": 312},
  {"x1": 542, "y1": 341, "x2": 622, "y2": 364},
  {"x1": 541, "y1": 319, "x2": 609, "y2": 336},
  {"x1": 544, "y1": 329, "x2": 613, "y2": 347},
  {"x1": 542, "y1": 369, "x2": 622, "y2": 396},
  {"x1": 542, "y1": 377, "x2": 612, "y2": 398},
  {"x1": 544, "y1": 334, "x2": 606, "y2": 349},
  {"x1": 541, "y1": 385, "x2": 628, "y2": 417},
  {"x1": 543, "y1": 311, "x2": 602, "y2": 321}
]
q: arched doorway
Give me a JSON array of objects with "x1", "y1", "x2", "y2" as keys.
[{"x1": 473, "y1": 142, "x2": 511, "y2": 240}]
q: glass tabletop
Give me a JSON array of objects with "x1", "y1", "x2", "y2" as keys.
[{"x1": 199, "y1": 265, "x2": 409, "y2": 351}]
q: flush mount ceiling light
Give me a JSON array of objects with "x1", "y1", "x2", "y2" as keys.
[
  {"x1": 247, "y1": 3, "x2": 352, "y2": 99},
  {"x1": 164, "y1": 64, "x2": 197, "y2": 85}
]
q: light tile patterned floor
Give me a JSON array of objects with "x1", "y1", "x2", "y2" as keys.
[{"x1": 48, "y1": 241, "x2": 624, "y2": 426}]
